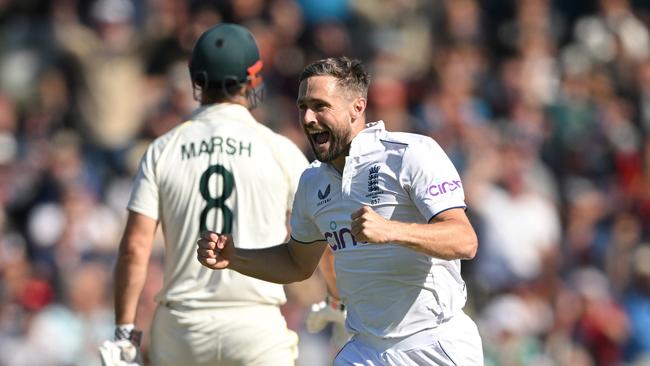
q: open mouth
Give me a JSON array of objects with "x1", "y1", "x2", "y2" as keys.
[{"x1": 309, "y1": 130, "x2": 330, "y2": 145}]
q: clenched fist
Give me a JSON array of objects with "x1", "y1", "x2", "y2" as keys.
[
  {"x1": 350, "y1": 206, "x2": 394, "y2": 244},
  {"x1": 196, "y1": 231, "x2": 234, "y2": 269}
]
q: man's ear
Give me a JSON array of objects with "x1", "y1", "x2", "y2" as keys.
[{"x1": 351, "y1": 97, "x2": 367, "y2": 120}]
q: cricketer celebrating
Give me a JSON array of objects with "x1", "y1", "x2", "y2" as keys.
[{"x1": 198, "y1": 57, "x2": 484, "y2": 365}]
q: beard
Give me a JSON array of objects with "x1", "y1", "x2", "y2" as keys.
[{"x1": 309, "y1": 124, "x2": 352, "y2": 163}]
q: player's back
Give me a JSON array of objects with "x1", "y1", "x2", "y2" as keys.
[{"x1": 128, "y1": 103, "x2": 307, "y2": 308}]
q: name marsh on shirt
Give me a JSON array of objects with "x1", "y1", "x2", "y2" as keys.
[{"x1": 181, "y1": 135, "x2": 252, "y2": 160}]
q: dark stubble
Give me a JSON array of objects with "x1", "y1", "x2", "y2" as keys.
[{"x1": 309, "y1": 123, "x2": 353, "y2": 162}]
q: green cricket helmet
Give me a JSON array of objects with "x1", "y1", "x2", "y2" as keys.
[{"x1": 189, "y1": 23, "x2": 264, "y2": 107}]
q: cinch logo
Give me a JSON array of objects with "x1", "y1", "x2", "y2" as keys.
[
  {"x1": 324, "y1": 227, "x2": 358, "y2": 251},
  {"x1": 428, "y1": 180, "x2": 462, "y2": 196}
]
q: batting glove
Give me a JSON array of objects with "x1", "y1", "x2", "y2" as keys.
[
  {"x1": 98, "y1": 325, "x2": 143, "y2": 366},
  {"x1": 306, "y1": 296, "x2": 351, "y2": 348}
]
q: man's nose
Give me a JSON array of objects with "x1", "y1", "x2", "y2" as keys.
[{"x1": 302, "y1": 108, "x2": 317, "y2": 125}]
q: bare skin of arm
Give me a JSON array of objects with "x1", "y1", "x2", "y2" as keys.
[
  {"x1": 197, "y1": 232, "x2": 327, "y2": 284},
  {"x1": 318, "y1": 249, "x2": 339, "y2": 299},
  {"x1": 114, "y1": 211, "x2": 158, "y2": 325},
  {"x1": 350, "y1": 206, "x2": 478, "y2": 260}
]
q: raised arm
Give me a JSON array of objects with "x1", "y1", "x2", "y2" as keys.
[
  {"x1": 351, "y1": 206, "x2": 477, "y2": 260},
  {"x1": 197, "y1": 231, "x2": 327, "y2": 284}
]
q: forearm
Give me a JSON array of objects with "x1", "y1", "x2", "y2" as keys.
[
  {"x1": 229, "y1": 244, "x2": 315, "y2": 284},
  {"x1": 114, "y1": 247, "x2": 150, "y2": 325},
  {"x1": 319, "y1": 249, "x2": 339, "y2": 299},
  {"x1": 114, "y1": 212, "x2": 157, "y2": 325},
  {"x1": 387, "y1": 219, "x2": 477, "y2": 260},
  {"x1": 114, "y1": 217, "x2": 156, "y2": 325}
]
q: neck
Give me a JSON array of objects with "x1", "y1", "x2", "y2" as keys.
[
  {"x1": 201, "y1": 94, "x2": 249, "y2": 108},
  {"x1": 329, "y1": 119, "x2": 366, "y2": 173},
  {"x1": 330, "y1": 150, "x2": 348, "y2": 173}
]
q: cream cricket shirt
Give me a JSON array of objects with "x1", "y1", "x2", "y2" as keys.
[
  {"x1": 128, "y1": 104, "x2": 308, "y2": 308},
  {"x1": 291, "y1": 121, "x2": 469, "y2": 339}
]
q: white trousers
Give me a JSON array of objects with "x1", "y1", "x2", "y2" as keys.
[
  {"x1": 149, "y1": 303, "x2": 298, "y2": 366},
  {"x1": 334, "y1": 312, "x2": 483, "y2": 366}
]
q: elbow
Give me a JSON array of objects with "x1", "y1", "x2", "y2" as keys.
[
  {"x1": 117, "y1": 237, "x2": 151, "y2": 265},
  {"x1": 459, "y1": 231, "x2": 478, "y2": 260},
  {"x1": 293, "y1": 267, "x2": 316, "y2": 282}
]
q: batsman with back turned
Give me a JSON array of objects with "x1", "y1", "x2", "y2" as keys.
[{"x1": 101, "y1": 23, "x2": 308, "y2": 366}]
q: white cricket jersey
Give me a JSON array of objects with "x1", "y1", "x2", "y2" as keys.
[
  {"x1": 291, "y1": 121, "x2": 469, "y2": 339},
  {"x1": 128, "y1": 103, "x2": 308, "y2": 309}
]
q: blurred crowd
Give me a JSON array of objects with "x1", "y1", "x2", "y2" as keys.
[{"x1": 1, "y1": 0, "x2": 650, "y2": 365}]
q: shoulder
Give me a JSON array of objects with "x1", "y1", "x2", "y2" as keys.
[
  {"x1": 146, "y1": 121, "x2": 193, "y2": 155},
  {"x1": 378, "y1": 130, "x2": 444, "y2": 161},
  {"x1": 272, "y1": 131, "x2": 306, "y2": 157},
  {"x1": 300, "y1": 160, "x2": 325, "y2": 178},
  {"x1": 381, "y1": 131, "x2": 438, "y2": 149},
  {"x1": 290, "y1": 161, "x2": 325, "y2": 204},
  {"x1": 379, "y1": 132, "x2": 456, "y2": 182},
  {"x1": 240, "y1": 118, "x2": 303, "y2": 152},
  {"x1": 247, "y1": 123, "x2": 309, "y2": 168},
  {"x1": 295, "y1": 160, "x2": 327, "y2": 186}
]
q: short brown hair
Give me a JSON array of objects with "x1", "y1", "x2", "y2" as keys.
[{"x1": 299, "y1": 57, "x2": 370, "y2": 98}]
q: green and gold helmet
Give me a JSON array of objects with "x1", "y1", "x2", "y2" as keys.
[{"x1": 189, "y1": 23, "x2": 263, "y2": 107}]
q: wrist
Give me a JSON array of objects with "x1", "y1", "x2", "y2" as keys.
[
  {"x1": 229, "y1": 248, "x2": 242, "y2": 270},
  {"x1": 115, "y1": 323, "x2": 142, "y2": 346},
  {"x1": 115, "y1": 324, "x2": 135, "y2": 340},
  {"x1": 387, "y1": 221, "x2": 411, "y2": 245},
  {"x1": 325, "y1": 295, "x2": 345, "y2": 312}
]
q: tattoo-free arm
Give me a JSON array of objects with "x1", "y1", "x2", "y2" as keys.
[
  {"x1": 318, "y1": 248, "x2": 339, "y2": 299},
  {"x1": 114, "y1": 211, "x2": 157, "y2": 325},
  {"x1": 232, "y1": 239, "x2": 327, "y2": 283},
  {"x1": 197, "y1": 232, "x2": 327, "y2": 284},
  {"x1": 351, "y1": 206, "x2": 477, "y2": 260}
]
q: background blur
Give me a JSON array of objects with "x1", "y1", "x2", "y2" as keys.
[{"x1": 1, "y1": 0, "x2": 649, "y2": 365}]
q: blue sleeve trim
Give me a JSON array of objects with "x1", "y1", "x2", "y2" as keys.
[
  {"x1": 380, "y1": 139, "x2": 409, "y2": 146},
  {"x1": 427, "y1": 205, "x2": 467, "y2": 222},
  {"x1": 290, "y1": 235, "x2": 324, "y2": 244}
]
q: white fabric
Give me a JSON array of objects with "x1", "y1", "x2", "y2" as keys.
[
  {"x1": 334, "y1": 312, "x2": 483, "y2": 366},
  {"x1": 98, "y1": 340, "x2": 142, "y2": 366},
  {"x1": 306, "y1": 300, "x2": 351, "y2": 350},
  {"x1": 127, "y1": 103, "x2": 306, "y2": 364},
  {"x1": 305, "y1": 301, "x2": 347, "y2": 333},
  {"x1": 149, "y1": 304, "x2": 298, "y2": 366},
  {"x1": 291, "y1": 121, "x2": 469, "y2": 339},
  {"x1": 332, "y1": 322, "x2": 353, "y2": 352},
  {"x1": 128, "y1": 103, "x2": 308, "y2": 308}
]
